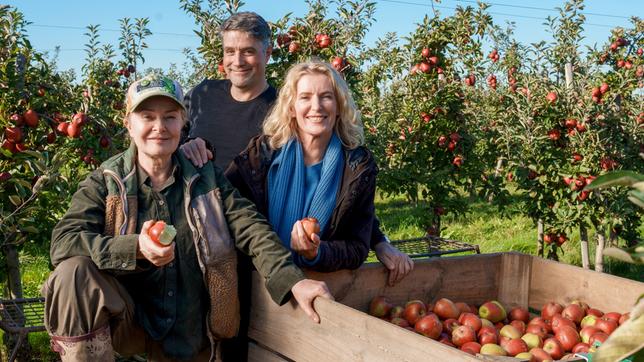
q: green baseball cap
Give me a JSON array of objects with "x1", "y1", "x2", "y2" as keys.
[{"x1": 125, "y1": 75, "x2": 186, "y2": 115}]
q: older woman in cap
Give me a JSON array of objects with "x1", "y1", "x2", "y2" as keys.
[
  {"x1": 42, "y1": 75, "x2": 331, "y2": 361},
  {"x1": 226, "y1": 61, "x2": 414, "y2": 278}
]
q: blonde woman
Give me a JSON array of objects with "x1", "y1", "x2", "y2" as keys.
[{"x1": 226, "y1": 61, "x2": 413, "y2": 278}]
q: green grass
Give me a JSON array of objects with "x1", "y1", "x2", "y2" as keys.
[{"x1": 1, "y1": 192, "x2": 642, "y2": 359}]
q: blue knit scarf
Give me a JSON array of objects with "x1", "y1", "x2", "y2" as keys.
[{"x1": 268, "y1": 133, "x2": 344, "y2": 248}]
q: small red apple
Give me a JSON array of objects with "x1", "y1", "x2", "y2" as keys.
[
  {"x1": 541, "y1": 302, "x2": 563, "y2": 320},
  {"x1": 369, "y1": 296, "x2": 393, "y2": 318},
  {"x1": 458, "y1": 312, "x2": 482, "y2": 333},
  {"x1": 433, "y1": 298, "x2": 460, "y2": 320},
  {"x1": 543, "y1": 337, "x2": 564, "y2": 360},
  {"x1": 555, "y1": 325, "x2": 580, "y2": 352},
  {"x1": 452, "y1": 325, "x2": 477, "y2": 347},
  {"x1": 23, "y1": 109, "x2": 39, "y2": 128},
  {"x1": 403, "y1": 300, "x2": 427, "y2": 325},
  {"x1": 460, "y1": 341, "x2": 481, "y2": 355},
  {"x1": 509, "y1": 307, "x2": 530, "y2": 323},
  {"x1": 504, "y1": 338, "x2": 529, "y2": 356}
]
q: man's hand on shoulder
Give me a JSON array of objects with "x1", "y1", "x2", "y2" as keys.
[{"x1": 180, "y1": 137, "x2": 213, "y2": 168}]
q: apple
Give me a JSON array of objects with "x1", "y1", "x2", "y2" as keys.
[
  {"x1": 551, "y1": 314, "x2": 575, "y2": 334},
  {"x1": 72, "y1": 112, "x2": 88, "y2": 126},
  {"x1": 603, "y1": 312, "x2": 621, "y2": 323},
  {"x1": 579, "y1": 326, "x2": 600, "y2": 343},
  {"x1": 458, "y1": 312, "x2": 482, "y2": 332},
  {"x1": 510, "y1": 320, "x2": 526, "y2": 335},
  {"x1": 454, "y1": 302, "x2": 473, "y2": 315},
  {"x1": 316, "y1": 34, "x2": 331, "y2": 48},
  {"x1": 561, "y1": 304, "x2": 584, "y2": 324},
  {"x1": 1, "y1": 139, "x2": 16, "y2": 153},
  {"x1": 428, "y1": 56, "x2": 439, "y2": 66},
  {"x1": 509, "y1": 307, "x2": 530, "y2": 323},
  {"x1": 288, "y1": 41, "x2": 301, "y2": 53},
  {"x1": 452, "y1": 325, "x2": 477, "y2": 347},
  {"x1": 390, "y1": 317, "x2": 410, "y2": 328},
  {"x1": 438, "y1": 333, "x2": 454, "y2": 347},
  {"x1": 433, "y1": 298, "x2": 460, "y2": 320},
  {"x1": 546, "y1": 92, "x2": 557, "y2": 103},
  {"x1": 67, "y1": 122, "x2": 81, "y2": 138},
  {"x1": 572, "y1": 342, "x2": 590, "y2": 353},
  {"x1": 480, "y1": 318, "x2": 494, "y2": 328},
  {"x1": 547, "y1": 129, "x2": 560, "y2": 141},
  {"x1": 541, "y1": 302, "x2": 563, "y2": 320},
  {"x1": 23, "y1": 109, "x2": 39, "y2": 128},
  {"x1": 414, "y1": 314, "x2": 442, "y2": 339},
  {"x1": 529, "y1": 347, "x2": 552, "y2": 362},
  {"x1": 56, "y1": 122, "x2": 69, "y2": 136},
  {"x1": 515, "y1": 352, "x2": 535, "y2": 361},
  {"x1": 15, "y1": 142, "x2": 26, "y2": 152},
  {"x1": 10, "y1": 113, "x2": 24, "y2": 126},
  {"x1": 5, "y1": 127, "x2": 23, "y2": 143},
  {"x1": 542, "y1": 337, "x2": 564, "y2": 360},
  {"x1": 480, "y1": 343, "x2": 507, "y2": 356},
  {"x1": 522, "y1": 333, "x2": 543, "y2": 349},
  {"x1": 586, "y1": 308, "x2": 604, "y2": 317},
  {"x1": 331, "y1": 57, "x2": 346, "y2": 72},
  {"x1": 0, "y1": 172, "x2": 11, "y2": 182},
  {"x1": 589, "y1": 332, "x2": 608, "y2": 346},
  {"x1": 580, "y1": 314, "x2": 598, "y2": 328},
  {"x1": 99, "y1": 135, "x2": 111, "y2": 148},
  {"x1": 369, "y1": 296, "x2": 392, "y2": 318},
  {"x1": 478, "y1": 325, "x2": 497, "y2": 338},
  {"x1": 500, "y1": 325, "x2": 521, "y2": 340},
  {"x1": 403, "y1": 300, "x2": 426, "y2": 325},
  {"x1": 420, "y1": 47, "x2": 430, "y2": 58},
  {"x1": 554, "y1": 325, "x2": 579, "y2": 352},
  {"x1": 452, "y1": 155, "x2": 463, "y2": 167},
  {"x1": 442, "y1": 318, "x2": 460, "y2": 334},
  {"x1": 479, "y1": 301, "x2": 507, "y2": 323},
  {"x1": 594, "y1": 317, "x2": 618, "y2": 335},
  {"x1": 479, "y1": 331, "x2": 498, "y2": 345},
  {"x1": 504, "y1": 338, "x2": 529, "y2": 356},
  {"x1": 47, "y1": 131, "x2": 56, "y2": 144},
  {"x1": 460, "y1": 341, "x2": 481, "y2": 355},
  {"x1": 148, "y1": 221, "x2": 177, "y2": 246}
]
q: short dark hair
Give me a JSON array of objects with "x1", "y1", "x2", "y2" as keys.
[{"x1": 220, "y1": 12, "x2": 271, "y2": 49}]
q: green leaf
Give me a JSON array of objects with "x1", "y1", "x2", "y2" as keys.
[
  {"x1": 8, "y1": 195, "x2": 22, "y2": 206},
  {"x1": 586, "y1": 171, "x2": 644, "y2": 190},
  {"x1": 19, "y1": 226, "x2": 39, "y2": 233}
]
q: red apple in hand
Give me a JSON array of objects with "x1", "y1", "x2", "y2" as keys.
[
  {"x1": 148, "y1": 221, "x2": 177, "y2": 246},
  {"x1": 300, "y1": 217, "x2": 320, "y2": 241},
  {"x1": 415, "y1": 314, "x2": 442, "y2": 339}
]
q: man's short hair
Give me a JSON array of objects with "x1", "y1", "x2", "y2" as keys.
[{"x1": 220, "y1": 12, "x2": 271, "y2": 49}]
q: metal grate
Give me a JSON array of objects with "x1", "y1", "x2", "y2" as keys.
[
  {"x1": 0, "y1": 297, "x2": 46, "y2": 362},
  {"x1": 0, "y1": 297, "x2": 46, "y2": 334},
  {"x1": 370, "y1": 235, "x2": 480, "y2": 259}
]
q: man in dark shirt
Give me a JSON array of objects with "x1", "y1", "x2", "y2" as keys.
[{"x1": 181, "y1": 12, "x2": 275, "y2": 169}]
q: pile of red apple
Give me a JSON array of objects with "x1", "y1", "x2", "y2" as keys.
[{"x1": 368, "y1": 296, "x2": 628, "y2": 361}]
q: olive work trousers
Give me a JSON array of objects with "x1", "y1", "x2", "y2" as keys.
[{"x1": 41, "y1": 256, "x2": 214, "y2": 362}]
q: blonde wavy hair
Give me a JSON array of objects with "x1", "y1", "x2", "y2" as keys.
[{"x1": 262, "y1": 61, "x2": 363, "y2": 149}]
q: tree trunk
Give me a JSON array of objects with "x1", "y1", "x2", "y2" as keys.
[
  {"x1": 5, "y1": 244, "x2": 23, "y2": 299},
  {"x1": 494, "y1": 158, "x2": 504, "y2": 178},
  {"x1": 537, "y1": 219, "x2": 544, "y2": 257},
  {"x1": 595, "y1": 229, "x2": 605, "y2": 273},
  {"x1": 564, "y1": 62, "x2": 573, "y2": 88},
  {"x1": 579, "y1": 224, "x2": 590, "y2": 269}
]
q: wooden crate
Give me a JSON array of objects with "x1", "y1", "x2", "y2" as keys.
[{"x1": 247, "y1": 252, "x2": 644, "y2": 361}]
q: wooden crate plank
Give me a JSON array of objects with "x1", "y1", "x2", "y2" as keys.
[
  {"x1": 497, "y1": 252, "x2": 532, "y2": 309},
  {"x1": 248, "y1": 341, "x2": 291, "y2": 362},
  {"x1": 249, "y1": 280, "x2": 479, "y2": 362},
  {"x1": 305, "y1": 253, "x2": 504, "y2": 311},
  {"x1": 528, "y1": 256, "x2": 644, "y2": 313}
]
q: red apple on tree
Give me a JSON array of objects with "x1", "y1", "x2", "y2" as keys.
[{"x1": 23, "y1": 109, "x2": 39, "y2": 128}]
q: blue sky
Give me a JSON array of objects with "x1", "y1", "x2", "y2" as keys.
[{"x1": 5, "y1": 0, "x2": 642, "y2": 75}]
